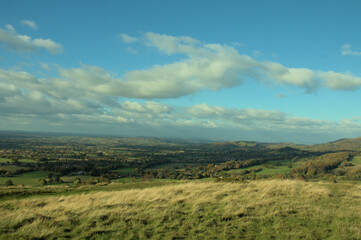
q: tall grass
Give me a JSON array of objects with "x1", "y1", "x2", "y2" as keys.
[{"x1": 0, "y1": 180, "x2": 360, "y2": 239}]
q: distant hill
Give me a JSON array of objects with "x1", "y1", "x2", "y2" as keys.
[
  {"x1": 1, "y1": 130, "x2": 361, "y2": 152},
  {"x1": 304, "y1": 137, "x2": 361, "y2": 151}
]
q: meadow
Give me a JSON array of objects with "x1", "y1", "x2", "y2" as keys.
[{"x1": 0, "y1": 179, "x2": 360, "y2": 239}]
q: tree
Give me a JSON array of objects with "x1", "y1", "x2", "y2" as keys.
[
  {"x1": 5, "y1": 179, "x2": 14, "y2": 186},
  {"x1": 54, "y1": 175, "x2": 62, "y2": 183},
  {"x1": 98, "y1": 175, "x2": 111, "y2": 184}
]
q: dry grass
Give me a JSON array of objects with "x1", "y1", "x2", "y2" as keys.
[{"x1": 0, "y1": 180, "x2": 360, "y2": 239}]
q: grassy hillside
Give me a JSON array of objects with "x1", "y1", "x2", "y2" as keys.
[{"x1": 0, "y1": 180, "x2": 360, "y2": 239}]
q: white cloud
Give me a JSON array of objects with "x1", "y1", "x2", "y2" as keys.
[
  {"x1": 20, "y1": 20, "x2": 38, "y2": 30},
  {"x1": 2, "y1": 32, "x2": 361, "y2": 142},
  {"x1": 119, "y1": 101, "x2": 171, "y2": 116},
  {"x1": 0, "y1": 24, "x2": 63, "y2": 54},
  {"x1": 319, "y1": 71, "x2": 361, "y2": 90},
  {"x1": 1, "y1": 32, "x2": 361, "y2": 111},
  {"x1": 1, "y1": 89, "x2": 359, "y2": 143},
  {"x1": 120, "y1": 32, "x2": 361, "y2": 95},
  {"x1": 0, "y1": 69, "x2": 38, "y2": 84},
  {"x1": 7, "y1": 32, "x2": 356, "y2": 103},
  {"x1": 0, "y1": 69, "x2": 360, "y2": 143},
  {"x1": 144, "y1": 32, "x2": 201, "y2": 55},
  {"x1": 341, "y1": 44, "x2": 361, "y2": 56},
  {"x1": 118, "y1": 33, "x2": 138, "y2": 43},
  {"x1": 144, "y1": 101, "x2": 171, "y2": 114},
  {"x1": 5, "y1": 24, "x2": 15, "y2": 32},
  {"x1": 39, "y1": 62, "x2": 51, "y2": 71},
  {"x1": 187, "y1": 103, "x2": 286, "y2": 127},
  {"x1": 265, "y1": 65, "x2": 318, "y2": 91}
]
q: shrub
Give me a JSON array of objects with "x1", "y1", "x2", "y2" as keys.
[
  {"x1": 74, "y1": 178, "x2": 82, "y2": 185},
  {"x1": 39, "y1": 178, "x2": 47, "y2": 185}
]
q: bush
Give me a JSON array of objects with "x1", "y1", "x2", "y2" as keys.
[{"x1": 87, "y1": 177, "x2": 98, "y2": 185}]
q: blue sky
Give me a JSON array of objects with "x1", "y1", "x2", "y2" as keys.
[{"x1": 1, "y1": 0, "x2": 361, "y2": 143}]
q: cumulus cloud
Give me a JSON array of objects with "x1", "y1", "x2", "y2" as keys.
[
  {"x1": 9, "y1": 32, "x2": 356, "y2": 102},
  {"x1": 341, "y1": 44, "x2": 361, "y2": 56},
  {"x1": 20, "y1": 20, "x2": 38, "y2": 30},
  {"x1": 2, "y1": 32, "x2": 361, "y2": 109},
  {"x1": 117, "y1": 32, "x2": 361, "y2": 96},
  {"x1": 0, "y1": 24, "x2": 63, "y2": 54}
]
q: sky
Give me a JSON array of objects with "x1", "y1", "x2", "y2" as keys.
[{"x1": 1, "y1": 0, "x2": 361, "y2": 143}]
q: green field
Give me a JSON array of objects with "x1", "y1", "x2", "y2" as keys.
[
  {"x1": 0, "y1": 180, "x2": 360, "y2": 239},
  {"x1": 351, "y1": 156, "x2": 361, "y2": 165},
  {"x1": 18, "y1": 158, "x2": 37, "y2": 163},
  {"x1": 0, "y1": 158, "x2": 12, "y2": 163},
  {"x1": 0, "y1": 158, "x2": 37, "y2": 163},
  {"x1": 0, "y1": 171, "x2": 54, "y2": 186},
  {"x1": 0, "y1": 165, "x2": 31, "y2": 172},
  {"x1": 60, "y1": 175, "x2": 91, "y2": 183},
  {"x1": 149, "y1": 162, "x2": 209, "y2": 169},
  {"x1": 227, "y1": 159, "x2": 294, "y2": 176},
  {"x1": 116, "y1": 168, "x2": 136, "y2": 174}
]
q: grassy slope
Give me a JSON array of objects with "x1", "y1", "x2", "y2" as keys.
[{"x1": 0, "y1": 180, "x2": 360, "y2": 240}]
